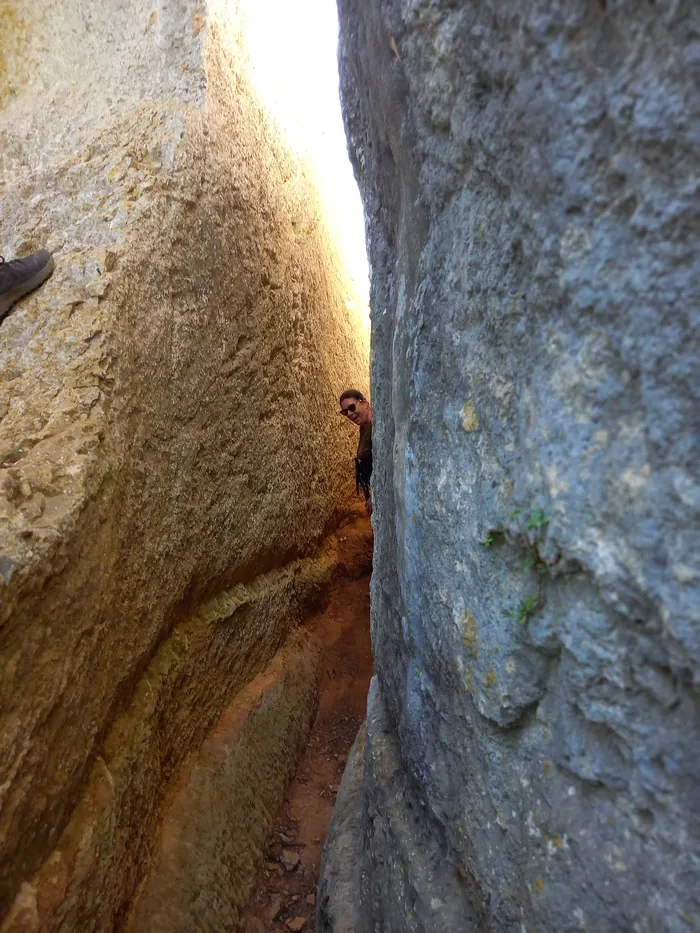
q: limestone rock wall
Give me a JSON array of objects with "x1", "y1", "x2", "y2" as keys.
[
  {"x1": 0, "y1": 1, "x2": 368, "y2": 927},
  {"x1": 326, "y1": 2, "x2": 700, "y2": 932}
]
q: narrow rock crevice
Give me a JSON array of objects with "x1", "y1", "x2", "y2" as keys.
[{"x1": 2, "y1": 2, "x2": 698, "y2": 932}]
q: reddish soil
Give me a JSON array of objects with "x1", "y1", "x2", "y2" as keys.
[{"x1": 240, "y1": 515, "x2": 374, "y2": 933}]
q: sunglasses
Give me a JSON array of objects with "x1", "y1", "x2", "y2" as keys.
[{"x1": 340, "y1": 401, "x2": 364, "y2": 416}]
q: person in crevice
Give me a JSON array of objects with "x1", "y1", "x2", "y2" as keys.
[
  {"x1": 0, "y1": 249, "x2": 55, "y2": 324},
  {"x1": 339, "y1": 389, "x2": 373, "y2": 516}
]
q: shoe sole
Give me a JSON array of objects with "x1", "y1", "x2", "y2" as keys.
[{"x1": 0, "y1": 255, "x2": 56, "y2": 323}]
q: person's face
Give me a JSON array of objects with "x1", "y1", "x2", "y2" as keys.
[{"x1": 340, "y1": 397, "x2": 370, "y2": 426}]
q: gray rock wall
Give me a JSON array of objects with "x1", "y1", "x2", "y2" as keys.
[{"x1": 327, "y1": 2, "x2": 700, "y2": 931}]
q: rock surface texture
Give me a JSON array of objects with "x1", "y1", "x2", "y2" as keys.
[
  {"x1": 323, "y1": 2, "x2": 700, "y2": 932},
  {"x1": 0, "y1": 1, "x2": 367, "y2": 929}
]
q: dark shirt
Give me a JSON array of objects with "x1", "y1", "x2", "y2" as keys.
[{"x1": 356, "y1": 421, "x2": 373, "y2": 497}]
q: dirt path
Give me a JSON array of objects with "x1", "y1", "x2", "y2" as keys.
[{"x1": 241, "y1": 516, "x2": 373, "y2": 933}]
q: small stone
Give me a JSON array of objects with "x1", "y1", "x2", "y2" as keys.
[
  {"x1": 47, "y1": 236, "x2": 65, "y2": 253},
  {"x1": 74, "y1": 387, "x2": 101, "y2": 408},
  {"x1": 20, "y1": 494, "x2": 45, "y2": 521},
  {"x1": 286, "y1": 919, "x2": 306, "y2": 932},
  {"x1": 280, "y1": 850, "x2": 300, "y2": 872},
  {"x1": 103, "y1": 250, "x2": 119, "y2": 271},
  {"x1": 291, "y1": 894, "x2": 300, "y2": 902},
  {"x1": 0, "y1": 557, "x2": 15, "y2": 583},
  {"x1": 243, "y1": 919, "x2": 266, "y2": 933},
  {"x1": 62, "y1": 286, "x2": 88, "y2": 307},
  {"x1": 306, "y1": 893, "x2": 316, "y2": 906},
  {"x1": 87, "y1": 278, "x2": 111, "y2": 299},
  {"x1": 674, "y1": 565, "x2": 696, "y2": 584},
  {"x1": 268, "y1": 897, "x2": 283, "y2": 921},
  {"x1": 329, "y1": 784, "x2": 341, "y2": 793}
]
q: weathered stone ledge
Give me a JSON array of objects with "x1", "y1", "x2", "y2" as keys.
[
  {"x1": 129, "y1": 627, "x2": 322, "y2": 933},
  {"x1": 1, "y1": 542, "x2": 340, "y2": 932}
]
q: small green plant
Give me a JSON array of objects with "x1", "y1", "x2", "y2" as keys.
[
  {"x1": 478, "y1": 506, "x2": 556, "y2": 626},
  {"x1": 522, "y1": 547, "x2": 548, "y2": 575},
  {"x1": 0, "y1": 447, "x2": 23, "y2": 467},
  {"x1": 525, "y1": 508, "x2": 549, "y2": 532},
  {"x1": 506, "y1": 506, "x2": 553, "y2": 626},
  {"x1": 512, "y1": 593, "x2": 539, "y2": 626}
]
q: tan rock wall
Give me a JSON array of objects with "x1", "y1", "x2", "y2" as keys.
[
  {"x1": 0, "y1": 1, "x2": 368, "y2": 925},
  {"x1": 130, "y1": 627, "x2": 322, "y2": 933}
]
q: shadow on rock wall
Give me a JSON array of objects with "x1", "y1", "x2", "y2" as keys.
[{"x1": 320, "y1": 2, "x2": 700, "y2": 932}]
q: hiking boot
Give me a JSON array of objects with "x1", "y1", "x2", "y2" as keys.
[{"x1": 0, "y1": 249, "x2": 55, "y2": 323}]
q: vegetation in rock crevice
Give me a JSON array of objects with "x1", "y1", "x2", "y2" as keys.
[{"x1": 482, "y1": 507, "x2": 556, "y2": 626}]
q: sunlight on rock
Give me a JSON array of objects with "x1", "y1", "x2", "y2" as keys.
[{"x1": 241, "y1": 0, "x2": 369, "y2": 347}]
